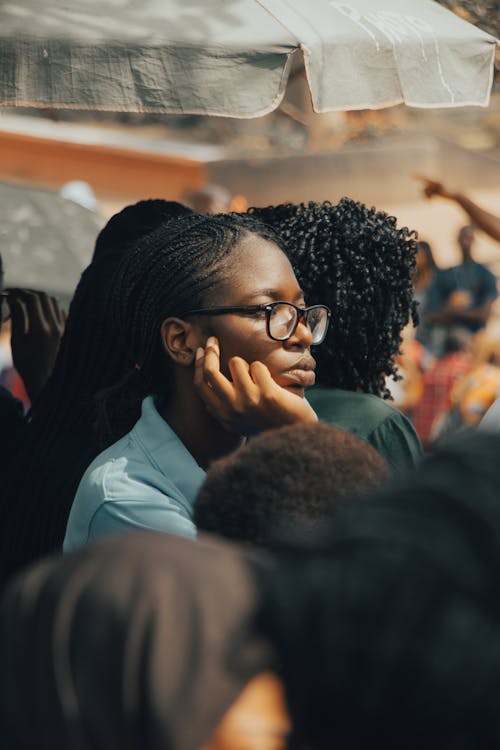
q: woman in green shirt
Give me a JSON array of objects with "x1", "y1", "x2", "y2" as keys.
[{"x1": 250, "y1": 199, "x2": 422, "y2": 473}]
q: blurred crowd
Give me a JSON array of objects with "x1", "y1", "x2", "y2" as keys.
[
  {"x1": 2, "y1": 175, "x2": 500, "y2": 749},
  {"x1": 391, "y1": 178, "x2": 500, "y2": 448}
]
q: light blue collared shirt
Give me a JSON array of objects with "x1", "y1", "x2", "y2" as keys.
[{"x1": 63, "y1": 396, "x2": 205, "y2": 552}]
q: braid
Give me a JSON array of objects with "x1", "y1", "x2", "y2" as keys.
[
  {"x1": 0, "y1": 200, "x2": 193, "y2": 586},
  {"x1": 249, "y1": 199, "x2": 418, "y2": 398},
  {"x1": 98, "y1": 213, "x2": 282, "y2": 444}
]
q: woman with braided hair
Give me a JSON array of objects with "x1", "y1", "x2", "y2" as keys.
[
  {"x1": 249, "y1": 199, "x2": 422, "y2": 473},
  {"x1": 63, "y1": 212, "x2": 330, "y2": 551},
  {"x1": 0, "y1": 200, "x2": 193, "y2": 587}
]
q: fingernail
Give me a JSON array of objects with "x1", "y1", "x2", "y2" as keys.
[{"x1": 196, "y1": 347, "x2": 204, "y2": 361}]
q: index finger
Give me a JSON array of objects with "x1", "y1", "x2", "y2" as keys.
[
  {"x1": 5, "y1": 289, "x2": 44, "y2": 328},
  {"x1": 7, "y1": 296, "x2": 29, "y2": 336},
  {"x1": 194, "y1": 342, "x2": 235, "y2": 405}
]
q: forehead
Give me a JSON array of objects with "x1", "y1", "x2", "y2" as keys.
[{"x1": 214, "y1": 233, "x2": 300, "y2": 300}]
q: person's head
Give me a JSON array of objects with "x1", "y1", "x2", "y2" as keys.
[
  {"x1": 248, "y1": 199, "x2": 418, "y2": 398},
  {"x1": 0, "y1": 531, "x2": 290, "y2": 750},
  {"x1": 415, "y1": 240, "x2": 438, "y2": 275},
  {"x1": 458, "y1": 225, "x2": 475, "y2": 262},
  {"x1": 253, "y1": 430, "x2": 500, "y2": 750},
  {"x1": 186, "y1": 184, "x2": 232, "y2": 214},
  {"x1": 101, "y1": 213, "x2": 329, "y2": 443},
  {"x1": 195, "y1": 422, "x2": 388, "y2": 548},
  {"x1": 92, "y1": 199, "x2": 193, "y2": 262}
]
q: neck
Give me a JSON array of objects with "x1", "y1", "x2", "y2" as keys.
[{"x1": 159, "y1": 385, "x2": 243, "y2": 471}]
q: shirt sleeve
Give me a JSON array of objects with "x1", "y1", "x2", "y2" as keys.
[
  {"x1": 368, "y1": 413, "x2": 423, "y2": 474},
  {"x1": 87, "y1": 496, "x2": 197, "y2": 543}
]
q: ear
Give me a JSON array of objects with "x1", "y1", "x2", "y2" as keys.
[{"x1": 160, "y1": 317, "x2": 203, "y2": 367}]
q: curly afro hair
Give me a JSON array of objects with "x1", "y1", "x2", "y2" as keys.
[
  {"x1": 248, "y1": 199, "x2": 418, "y2": 398},
  {"x1": 195, "y1": 422, "x2": 388, "y2": 549}
]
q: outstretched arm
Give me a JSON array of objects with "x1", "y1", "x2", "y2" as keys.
[{"x1": 417, "y1": 176, "x2": 500, "y2": 243}]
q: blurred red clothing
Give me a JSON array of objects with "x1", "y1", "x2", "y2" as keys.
[
  {"x1": 0, "y1": 366, "x2": 30, "y2": 412},
  {"x1": 412, "y1": 351, "x2": 472, "y2": 448}
]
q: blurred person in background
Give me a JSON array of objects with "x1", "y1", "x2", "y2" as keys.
[
  {"x1": 412, "y1": 329, "x2": 473, "y2": 448},
  {"x1": 0, "y1": 532, "x2": 290, "y2": 750},
  {"x1": 0, "y1": 254, "x2": 65, "y2": 476},
  {"x1": 249, "y1": 199, "x2": 422, "y2": 473},
  {"x1": 195, "y1": 422, "x2": 388, "y2": 548},
  {"x1": 421, "y1": 226, "x2": 498, "y2": 356},
  {"x1": 254, "y1": 429, "x2": 500, "y2": 750},
  {"x1": 186, "y1": 183, "x2": 232, "y2": 214},
  {"x1": 419, "y1": 175, "x2": 500, "y2": 243},
  {"x1": 448, "y1": 333, "x2": 500, "y2": 428},
  {"x1": 0, "y1": 200, "x2": 193, "y2": 588},
  {"x1": 413, "y1": 240, "x2": 443, "y2": 356}
]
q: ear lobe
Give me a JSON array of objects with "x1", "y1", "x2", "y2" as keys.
[{"x1": 160, "y1": 317, "x2": 201, "y2": 367}]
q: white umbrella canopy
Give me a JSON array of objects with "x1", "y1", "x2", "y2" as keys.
[{"x1": 0, "y1": 0, "x2": 497, "y2": 115}]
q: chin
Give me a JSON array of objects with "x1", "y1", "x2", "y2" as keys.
[{"x1": 284, "y1": 384, "x2": 305, "y2": 398}]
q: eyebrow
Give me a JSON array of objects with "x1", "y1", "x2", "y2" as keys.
[{"x1": 239, "y1": 288, "x2": 305, "y2": 303}]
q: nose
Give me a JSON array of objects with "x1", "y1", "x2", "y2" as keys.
[{"x1": 284, "y1": 315, "x2": 313, "y2": 350}]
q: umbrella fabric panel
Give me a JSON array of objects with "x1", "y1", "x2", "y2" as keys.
[
  {"x1": 0, "y1": 0, "x2": 497, "y2": 114},
  {"x1": 0, "y1": 183, "x2": 104, "y2": 297},
  {"x1": 260, "y1": 0, "x2": 498, "y2": 110},
  {"x1": 0, "y1": 0, "x2": 296, "y2": 116}
]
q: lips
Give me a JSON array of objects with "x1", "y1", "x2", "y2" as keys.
[{"x1": 282, "y1": 357, "x2": 316, "y2": 388}]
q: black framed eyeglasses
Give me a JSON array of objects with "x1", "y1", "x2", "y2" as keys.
[{"x1": 183, "y1": 301, "x2": 331, "y2": 345}]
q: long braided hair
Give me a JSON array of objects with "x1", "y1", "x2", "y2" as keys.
[
  {"x1": 1, "y1": 200, "x2": 193, "y2": 585},
  {"x1": 95, "y1": 212, "x2": 284, "y2": 447},
  {"x1": 249, "y1": 199, "x2": 418, "y2": 397}
]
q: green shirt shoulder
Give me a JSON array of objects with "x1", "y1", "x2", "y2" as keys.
[{"x1": 307, "y1": 386, "x2": 422, "y2": 474}]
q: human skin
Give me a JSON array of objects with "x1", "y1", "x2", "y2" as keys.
[
  {"x1": 3, "y1": 287, "x2": 66, "y2": 401},
  {"x1": 418, "y1": 175, "x2": 500, "y2": 244},
  {"x1": 202, "y1": 671, "x2": 291, "y2": 750},
  {"x1": 159, "y1": 234, "x2": 319, "y2": 469}
]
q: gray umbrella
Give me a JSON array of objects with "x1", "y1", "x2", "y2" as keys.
[
  {"x1": 0, "y1": 182, "x2": 104, "y2": 298},
  {"x1": 0, "y1": 0, "x2": 497, "y2": 115}
]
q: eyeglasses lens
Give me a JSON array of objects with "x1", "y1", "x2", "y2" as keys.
[
  {"x1": 269, "y1": 304, "x2": 329, "y2": 344},
  {"x1": 269, "y1": 303, "x2": 297, "y2": 340},
  {"x1": 306, "y1": 307, "x2": 329, "y2": 344}
]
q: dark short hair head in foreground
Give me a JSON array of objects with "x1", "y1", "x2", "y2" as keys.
[
  {"x1": 0, "y1": 532, "x2": 272, "y2": 750},
  {"x1": 195, "y1": 422, "x2": 389, "y2": 547},
  {"x1": 253, "y1": 430, "x2": 500, "y2": 750}
]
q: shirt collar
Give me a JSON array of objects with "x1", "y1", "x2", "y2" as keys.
[{"x1": 132, "y1": 396, "x2": 206, "y2": 503}]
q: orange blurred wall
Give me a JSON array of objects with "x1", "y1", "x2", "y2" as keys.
[{"x1": 0, "y1": 129, "x2": 207, "y2": 209}]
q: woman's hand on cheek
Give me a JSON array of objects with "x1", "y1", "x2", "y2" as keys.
[{"x1": 194, "y1": 337, "x2": 317, "y2": 436}]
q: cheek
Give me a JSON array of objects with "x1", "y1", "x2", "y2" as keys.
[{"x1": 209, "y1": 321, "x2": 284, "y2": 376}]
